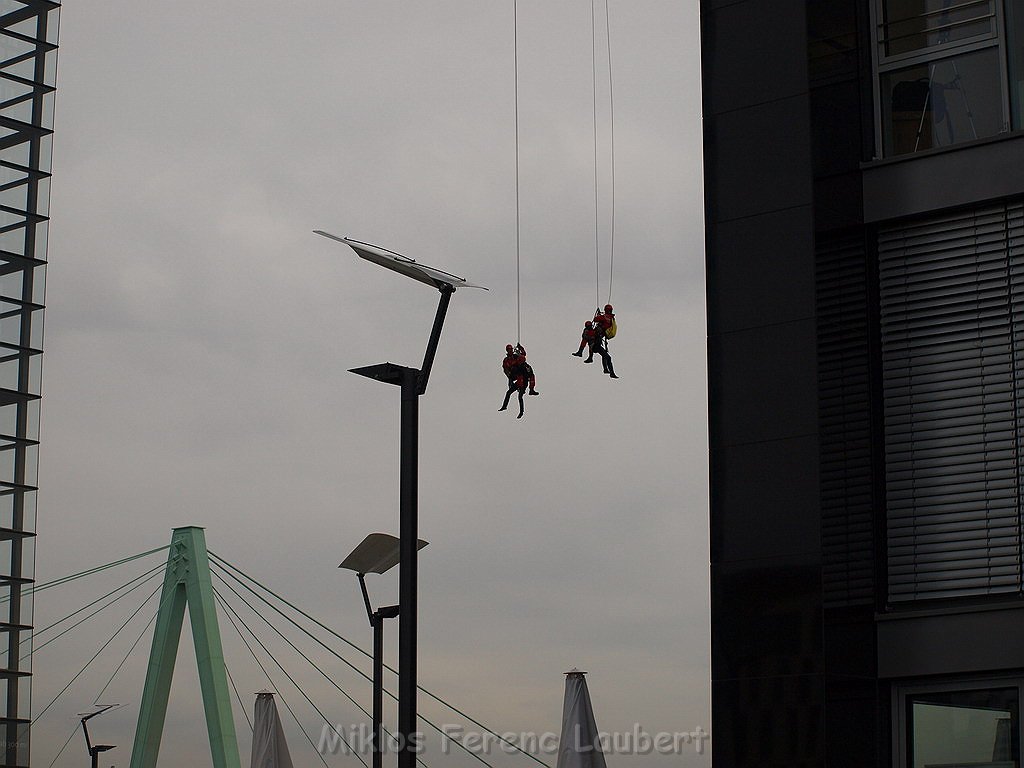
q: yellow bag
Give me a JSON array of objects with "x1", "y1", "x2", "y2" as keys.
[{"x1": 605, "y1": 317, "x2": 617, "y2": 339}]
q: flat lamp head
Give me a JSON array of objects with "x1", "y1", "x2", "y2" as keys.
[
  {"x1": 339, "y1": 533, "x2": 428, "y2": 575},
  {"x1": 313, "y1": 231, "x2": 487, "y2": 291}
]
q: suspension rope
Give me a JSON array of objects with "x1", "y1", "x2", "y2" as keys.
[
  {"x1": 590, "y1": 0, "x2": 617, "y2": 307},
  {"x1": 591, "y1": 0, "x2": 601, "y2": 310},
  {"x1": 34, "y1": 582, "x2": 161, "y2": 725},
  {"x1": 209, "y1": 552, "x2": 552, "y2": 768},
  {"x1": 212, "y1": 586, "x2": 335, "y2": 768},
  {"x1": 0, "y1": 545, "x2": 169, "y2": 604},
  {"x1": 225, "y1": 658, "x2": 253, "y2": 734},
  {"x1": 604, "y1": 0, "x2": 616, "y2": 305},
  {"x1": 514, "y1": 0, "x2": 522, "y2": 344},
  {"x1": 602, "y1": 0, "x2": 610, "y2": 307},
  {"x1": 25, "y1": 560, "x2": 168, "y2": 657}
]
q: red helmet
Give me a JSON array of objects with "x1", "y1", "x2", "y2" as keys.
[
  {"x1": 505, "y1": 344, "x2": 514, "y2": 353},
  {"x1": 604, "y1": 304, "x2": 613, "y2": 312},
  {"x1": 585, "y1": 321, "x2": 593, "y2": 328}
]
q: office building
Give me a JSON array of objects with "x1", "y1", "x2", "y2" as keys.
[{"x1": 704, "y1": 0, "x2": 1024, "y2": 765}]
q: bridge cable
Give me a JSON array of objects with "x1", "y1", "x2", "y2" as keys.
[
  {"x1": 210, "y1": 559, "x2": 496, "y2": 768},
  {"x1": 0, "y1": 545, "x2": 169, "y2": 605},
  {"x1": 210, "y1": 564, "x2": 422, "y2": 763},
  {"x1": 24, "y1": 561, "x2": 167, "y2": 660},
  {"x1": 41, "y1": 588, "x2": 169, "y2": 768},
  {"x1": 209, "y1": 552, "x2": 549, "y2": 768},
  {"x1": 93, "y1": 587, "x2": 175, "y2": 705},
  {"x1": 45, "y1": 722, "x2": 79, "y2": 768},
  {"x1": 34, "y1": 582, "x2": 161, "y2": 725},
  {"x1": 225, "y1": 657, "x2": 254, "y2": 734},
  {"x1": 213, "y1": 585, "x2": 359, "y2": 768}
]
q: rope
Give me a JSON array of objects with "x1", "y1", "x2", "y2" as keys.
[
  {"x1": 514, "y1": 0, "x2": 522, "y2": 344},
  {"x1": 604, "y1": 0, "x2": 616, "y2": 305},
  {"x1": 0, "y1": 545, "x2": 169, "y2": 604},
  {"x1": 590, "y1": 0, "x2": 617, "y2": 307},
  {"x1": 591, "y1": 0, "x2": 601, "y2": 310},
  {"x1": 34, "y1": 582, "x2": 161, "y2": 725},
  {"x1": 209, "y1": 552, "x2": 552, "y2": 768},
  {"x1": 213, "y1": 587, "x2": 336, "y2": 768}
]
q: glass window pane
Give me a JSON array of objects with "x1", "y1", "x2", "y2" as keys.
[
  {"x1": 881, "y1": 47, "x2": 1005, "y2": 156},
  {"x1": 908, "y1": 688, "x2": 1019, "y2": 768},
  {"x1": 883, "y1": 0, "x2": 996, "y2": 57}
]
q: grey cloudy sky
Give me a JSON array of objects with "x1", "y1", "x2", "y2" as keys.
[{"x1": 30, "y1": 0, "x2": 706, "y2": 765}]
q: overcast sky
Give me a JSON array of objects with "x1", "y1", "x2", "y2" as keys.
[{"x1": 30, "y1": 1, "x2": 706, "y2": 765}]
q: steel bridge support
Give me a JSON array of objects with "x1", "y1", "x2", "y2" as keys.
[{"x1": 129, "y1": 526, "x2": 240, "y2": 768}]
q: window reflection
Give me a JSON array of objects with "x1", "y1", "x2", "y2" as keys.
[
  {"x1": 908, "y1": 688, "x2": 1019, "y2": 768},
  {"x1": 882, "y1": 48, "x2": 1004, "y2": 155}
]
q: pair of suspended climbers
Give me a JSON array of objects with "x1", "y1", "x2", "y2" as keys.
[
  {"x1": 572, "y1": 304, "x2": 617, "y2": 378},
  {"x1": 497, "y1": 304, "x2": 618, "y2": 419},
  {"x1": 500, "y1": 0, "x2": 620, "y2": 421},
  {"x1": 499, "y1": 343, "x2": 539, "y2": 419}
]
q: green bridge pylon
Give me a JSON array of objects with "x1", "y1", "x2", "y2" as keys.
[{"x1": 130, "y1": 526, "x2": 241, "y2": 768}]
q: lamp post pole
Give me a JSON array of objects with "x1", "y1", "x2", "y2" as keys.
[
  {"x1": 351, "y1": 284, "x2": 453, "y2": 768},
  {"x1": 317, "y1": 232, "x2": 481, "y2": 768}
]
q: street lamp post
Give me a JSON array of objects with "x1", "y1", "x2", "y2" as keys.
[
  {"x1": 340, "y1": 533, "x2": 428, "y2": 768},
  {"x1": 315, "y1": 232, "x2": 485, "y2": 768}
]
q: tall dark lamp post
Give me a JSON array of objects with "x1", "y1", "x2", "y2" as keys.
[
  {"x1": 315, "y1": 231, "x2": 485, "y2": 768},
  {"x1": 339, "y1": 533, "x2": 428, "y2": 768}
]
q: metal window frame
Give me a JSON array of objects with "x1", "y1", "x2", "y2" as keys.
[
  {"x1": 871, "y1": 0, "x2": 1012, "y2": 157},
  {"x1": 893, "y1": 676, "x2": 1024, "y2": 768}
]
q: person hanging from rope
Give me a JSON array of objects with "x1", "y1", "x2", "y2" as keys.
[
  {"x1": 584, "y1": 307, "x2": 618, "y2": 378},
  {"x1": 499, "y1": 343, "x2": 539, "y2": 418},
  {"x1": 572, "y1": 320, "x2": 599, "y2": 357}
]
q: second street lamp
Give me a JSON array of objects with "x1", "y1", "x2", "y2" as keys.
[
  {"x1": 340, "y1": 533, "x2": 428, "y2": 768},
  {"x1": 315, "y1": 231, "x2": 485, "y2": 768}
]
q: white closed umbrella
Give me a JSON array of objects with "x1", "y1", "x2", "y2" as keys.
[
  {"x1": 556, "y1": 670, "x2": 608, "y2": 768},
  {"x1": 251, "y1": 691, "x2": 294, "y2": 768}
]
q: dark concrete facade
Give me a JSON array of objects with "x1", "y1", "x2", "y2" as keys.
[{"x1": 704, "y1": 0, "x2": 1024, "y2": 765}]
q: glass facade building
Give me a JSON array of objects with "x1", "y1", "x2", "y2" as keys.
[
  {"x1": 704, "y1": 0, "x2": 1024, "y2": 765},
  {"x1": 0, "y1": 1, "x2": 58, "y2": 766}
]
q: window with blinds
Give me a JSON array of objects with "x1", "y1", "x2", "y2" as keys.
[{"x1": 879, "y1": 200, "x2": 1024, "y2": 602}]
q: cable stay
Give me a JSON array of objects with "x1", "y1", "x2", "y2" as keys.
[
  {"x1": 212, "y1": 586, "x2": 339, "y2": 768},
  {"x1": 212, "y1": 567, "x2": 373, "y2": 751},
  {"x1": 23, "y1": 560, "x2": 169, "y2": 661},
  {"x1": 224, "y1": 658, "x2": 254, "y2": 734},
  {"x1": 0, "y1": 545, "x2": 170, "y2": 605},
  {"x1": 209, "y1": 551, "x2": 554, "y2": 768},
  {"x1": 34, "y1": 581, "x2": 161, "y2": 726}
]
